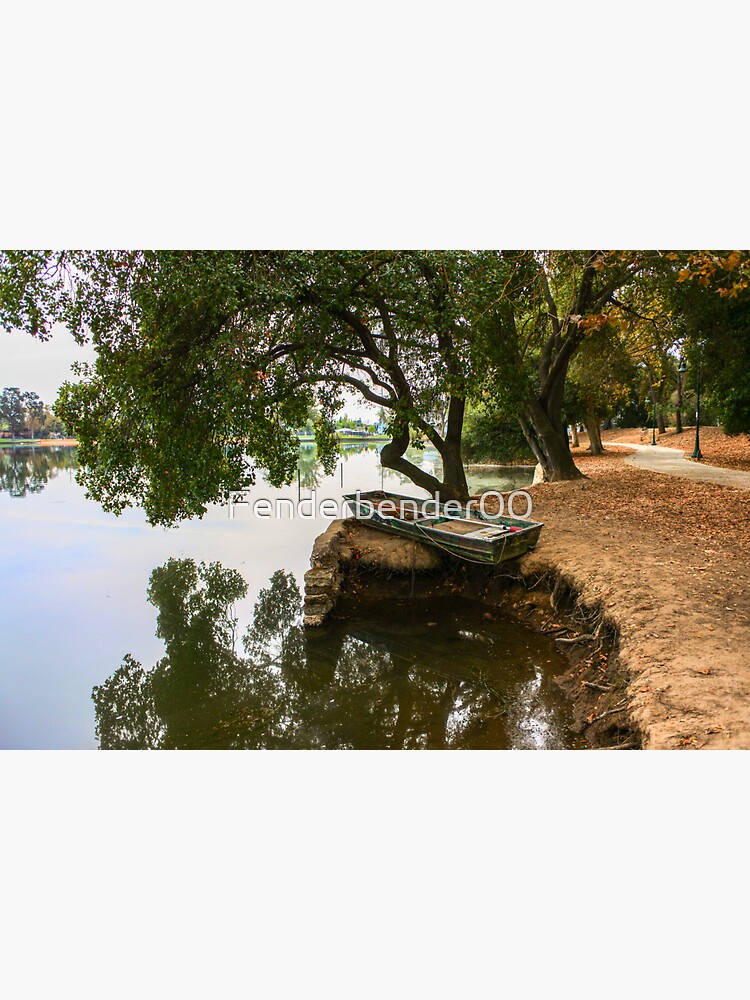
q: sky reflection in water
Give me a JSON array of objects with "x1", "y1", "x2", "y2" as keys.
[{"x1": 0, "y1": 445, "x2": 571, "y2": 750}]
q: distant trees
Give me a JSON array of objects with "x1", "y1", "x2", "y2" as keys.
[
  {"x1": 0, "y1": 387, "x2": 66, "y2": 439},
  {"x1": 39, "y1": 406, "x2": 66, "y2": 437},
  {"x1": 667, "y1": 253, "x2": 750, "y2": 437},
  {"x1": 0, "y1": 388, "x2": 26, "y2": 437},
  {"x1": 24, "y1": 392, "x2": 44, "y2": 438}
]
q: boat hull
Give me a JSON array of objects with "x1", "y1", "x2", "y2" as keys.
[{"x1": 343, "y1": 490, "x2": 543, "y2": 565}]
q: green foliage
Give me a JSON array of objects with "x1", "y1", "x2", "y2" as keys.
[
  {"x1": 462, "y1": 406, "x2": 534, "y2": 463},
  {"x1": 45, "y1": 253, "x2": 318, "y2": 523},
  {"x1": 611, "y1": 394, "x2": 650, "y2": 428},
  {"x1": 567, "y1": 322, "x2": 639, "y2": 423},
  {"x1": 40, "y1": 406, "x2": 66, "y2": 436},
  {"x1": 5, "y1": 248, "x2": 750, "y2": 512},
  {"x1": 312, "y1": 412, "x2": 340, "y2": 475},
  {"x1": 668, "y1": 265, "x2": 750, "y2": 435},
  {"x1": 1, "y1": 250, "x2": 498, "y2": 519},
  {"x1": 0, "y1": 387, "x2": 61, "y2": 439},
  {"x1": 0, "y1": 387, "x2": 26, "y2": 437}
]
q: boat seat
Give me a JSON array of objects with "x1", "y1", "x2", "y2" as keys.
[{"x1": 426, "y1": 518, "x2": 509, "y2": 537}]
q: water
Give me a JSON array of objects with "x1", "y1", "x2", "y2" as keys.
[{"x1": 0, "y1": 444, "x2": 581, "y2": 750}]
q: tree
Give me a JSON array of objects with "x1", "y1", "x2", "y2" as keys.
[
  {"x1": 23, "y1": 391, "x2": 44, "y2": 439},
  {"x1": 39, "y1": 405, "x2": 66, "y2": 437},
  {"x1": 567, "y1": 323, "x2": 636, "y2": 455},
  {"x1": 473, "y1": 251, "x2": 678, "y2": 479},
  {"x1": 461, "y1": 404, "x2": 534, "y2": 463},
  {"x1": 239, "y1": 251, "x2": 480, "y2": 500},
  {"x1": 0, "y1": 249, "x2": 709, "y2": 524},
  {"x1": 669, "y1": 252, "x2": 750, "y2": 436},
  {"x1": 0, "y1": 387, "x2": 26, "y2": 438},
  {"x1": 0, "y1": 251, "x2": 488, "y2": 519}
]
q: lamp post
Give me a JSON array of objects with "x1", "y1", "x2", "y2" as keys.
[
  {"x1": 651, "y1": 396, "x2": 657, "y2": 445},
  {"x1": 676, "y1": 357, "x2": 687, "y2": 434},
  {"x1": 692, "y1": 355, "x2": 703, "y2": 461}
]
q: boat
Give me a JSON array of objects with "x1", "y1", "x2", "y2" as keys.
[{"x1": 343, "y1": 490, "x2": 543, "y2": 565}]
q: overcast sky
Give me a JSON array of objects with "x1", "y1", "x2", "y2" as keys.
[
  {"x1": 1, "y1": 324, "x2": 96, "y2": 404},
  {"x1": 1, "y1": 324, "x2": 378, "y2": 419}
]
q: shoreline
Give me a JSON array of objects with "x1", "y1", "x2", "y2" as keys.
[
  {"x1": 303, "y1": 447, "x2": 750, "y2": 749},
  {"x1": 523, "y1": 450, "x2": 750, "y2": 748},
  {"x1": 302, "y1": 518, "x2": 635, "y2": 748},
  {"x1": 0, "y1": 438, "x2": 78, "y2": 447}
]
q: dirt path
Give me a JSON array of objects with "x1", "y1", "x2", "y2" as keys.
[
  {"x1": 607, "y1": 442, "x2": 750, "y2": 490},
  {"x1": 521, "y1": 451, "x2": 750, "y2": 748},
  {"x1": 599, "y1": 425, "x2": 750, "y2": 472}
]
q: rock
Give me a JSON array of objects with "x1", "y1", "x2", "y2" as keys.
[{"x1": 303, "y1": 518, "x2": 443, "y2": 627}]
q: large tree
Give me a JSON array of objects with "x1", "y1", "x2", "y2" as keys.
[
  {"x1": 473, "y1": 251, "x2": 675, "y2": 480},
  {"x1": 0, "y1": 251, "x2": 492, "y2": 521},
  {"x1": 0, "y1": 249, "x2": 689, "y2": 523}
]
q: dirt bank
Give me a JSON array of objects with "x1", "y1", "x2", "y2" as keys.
[
  {"x1": 512, "y1": 450, "x2": 750, "y2": 748},
  {"x1": 303, "y1": 519, "x2": 442, "y2": 626}
]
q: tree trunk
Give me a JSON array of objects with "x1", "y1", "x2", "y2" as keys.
[
  {"x1": 586, "y1": 410, "x2": 604, "y2": 456},
  {"x1": 570, "y1": 424, "x2": 579, "y2": 448},
  {"x1": 657, "y1": 410, "x2": 666, "y2": 435},
  {"x1": 438, "y1": 397, "x2": 469, "y2": 499},
  {"x1": 379, "y1": 399, "x2": 469, "y2": 501},
  {"x1": 519, "y1": 396, "x2": 584, "y2": 482}
]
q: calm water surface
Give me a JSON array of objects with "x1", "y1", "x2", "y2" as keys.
[{"x1": 0, "y1": 445, "x2": 581, "y2": 749}]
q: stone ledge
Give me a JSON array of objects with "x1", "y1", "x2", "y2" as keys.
[{"x1": 303, "y1": 518, "x2": 443, "y2": 627}]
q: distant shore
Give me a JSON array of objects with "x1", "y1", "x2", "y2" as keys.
[{"x1": 0, "y1": 438, "x2": 78, "y2": 447}]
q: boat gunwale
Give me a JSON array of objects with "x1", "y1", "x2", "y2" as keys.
[
  {"x1": 342, "y1": 490, "x2": 543, "y2": 564},
  {"x1": 343, "y1": 489, "x2": 544, "y2": 532}
]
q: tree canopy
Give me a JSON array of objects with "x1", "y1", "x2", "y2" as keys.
[{"x1": 1, "y1": 249, "x2": 747, "y2": 525}]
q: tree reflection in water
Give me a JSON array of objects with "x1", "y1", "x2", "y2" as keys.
[
  {"x1": 296, "y1": 440, "x2": 381, "y2": 490},
  {"x1": 93, "y1": 558, "x2": 580, "y2": 750},
  {"x1": 0, "y1": 446, "x2": 77, "y2": 499}
]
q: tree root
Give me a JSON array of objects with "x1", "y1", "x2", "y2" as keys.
[{"x1": 585, "y1": 698, "x2": 630, "y2": 727}]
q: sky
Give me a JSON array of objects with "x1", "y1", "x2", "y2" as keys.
[
  {"x1": 1, "y1": 323, "x2": 378, "y2": 419},
  {"x1": 1, "y1": 324, "x2": 96, "y2": 404}
]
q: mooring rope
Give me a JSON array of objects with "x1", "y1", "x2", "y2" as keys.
[{"x1": 412, "y1": 520, "x2": 512, "y2": 565}]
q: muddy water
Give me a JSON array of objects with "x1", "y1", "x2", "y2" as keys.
[
  {"x1": 0, "y1": 444, "x2": 580, "y2": 750},
  {"x1": 91, "y1": 572, "x2": 584, "y2": 750}
]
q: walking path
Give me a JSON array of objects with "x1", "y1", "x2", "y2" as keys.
[{"x1": 608, "y1": 442, "x2": 750, "y2": 491}]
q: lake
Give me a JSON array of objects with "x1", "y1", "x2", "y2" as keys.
[{"x1": 0, "y1": 443, "x2": 582, "y2": 749}]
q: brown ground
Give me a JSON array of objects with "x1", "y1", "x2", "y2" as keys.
[
  {"x1": 592, "y1": 425, "x2": 750, "y2": 472},
  {"x1": 511, "y1": 450, "x2": 750, "y2": 748}
]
